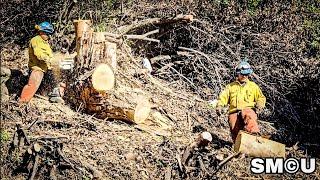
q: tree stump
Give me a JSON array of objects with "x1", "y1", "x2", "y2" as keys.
[
  {"x1": 73, "y1": 20, "x2": 93, "y2": 74},
  {"x1": 66, "y1": 20, "x2": 152, "y2": 124}
]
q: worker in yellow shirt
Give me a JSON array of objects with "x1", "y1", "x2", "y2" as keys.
[
  {"x1": 19, "y1": 21, "x2": 64, "y2": 103},
  {"x1": 215, "y1": 60, "x2": 266, "y2": 142}
]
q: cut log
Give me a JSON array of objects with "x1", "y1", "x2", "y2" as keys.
[
  {"x1": 234, "y1": 130, "x2": 285, "y2": 157},
  {"x1": 70, "y1": 83, "x2": 151, "y2": 124},
  {"x1": 66, "y1": 20, "x2": 122, "y2": 120},
  {"x1": 92, "y1": 63, "x2": 115, "y2": 92}
]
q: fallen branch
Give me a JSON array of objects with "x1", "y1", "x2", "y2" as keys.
[
  {"x1": 216, "y1": 152, "x2": 240, "y2": 171},
  {"x1": 29, "y1": 153, "x2": 39, "y2": 180},
  {"x1": 119, "y1": 15, "x2": 193, "y2": 35},
  {"x1": 28, "y1": 118, "x2": 40, "y2": 130},
  {"x1": 178, "y1": 46, "x2": 223, "y2": 89},
  {"x1": 124, "y1": 29, "x2": 160, "y2": 43},
  {"x1": 150, "y1": 55, "x2": 171, "y2": 63}
]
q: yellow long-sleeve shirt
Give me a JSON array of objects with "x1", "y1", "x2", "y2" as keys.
[
  {"x1": 28, "y1": 35, "x2": 53, "y2": 72},
  {"x1": 217, "y1": 79, "x2": 266, "y2": 114}
]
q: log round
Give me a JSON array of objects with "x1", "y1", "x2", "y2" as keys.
[{"x1": 92, "y1": 63, "x2": 115, "y2": 92}]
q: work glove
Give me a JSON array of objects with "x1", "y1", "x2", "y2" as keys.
[
  {"x1": 216, "y1": 106, "x2": 223, "y2": 116},
  {"x1": 46, "y1": 59, "x2": 53, "y2": 70},
  {"x1": 255, "y1": 106, "x2": 263, "y2": 115}
]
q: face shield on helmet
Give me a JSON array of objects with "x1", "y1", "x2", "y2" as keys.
[
  {"x1": 35, "y1": 21, "x2": 54, "y2": 35},
  {"x1": 235, "y1": 60, "x2": 253, "y2": 75}
]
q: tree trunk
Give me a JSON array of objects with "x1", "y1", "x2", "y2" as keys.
[{"x1": 73, "y1": 20, "x2": 93, "y2": 74}]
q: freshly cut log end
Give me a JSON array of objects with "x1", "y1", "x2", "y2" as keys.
[
  {"x1": 201, "y1": 132, "x2": 212, "y2": 141},
  {"x1": 196, "y1": 131, "x2": 212, "y2": 147},
  {"x1": 234, "y1": 130, "x2": 285, "y2": 158},
  {"x1": 92, "y1": 63, "x2": 115, "y2": 92}
]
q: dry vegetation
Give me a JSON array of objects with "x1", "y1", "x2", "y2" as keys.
[{"x1": 1, "y1": 0, "x2": 320, "y2": 179}]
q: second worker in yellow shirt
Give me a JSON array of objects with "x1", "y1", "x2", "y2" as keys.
[
  {"x1": 216, "y1": 60, "x2": 266, "y2": 142},
  {"x1": 19, "y1": 21, "x2": 64, "y2": 103}
]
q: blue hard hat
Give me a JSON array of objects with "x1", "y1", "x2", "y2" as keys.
[
  {"x1": 236, "y1": 60, "x2": 253, "y2": 75},
  {"x1": 36, "y1": 21, "x2": 54, "y2": 34}
]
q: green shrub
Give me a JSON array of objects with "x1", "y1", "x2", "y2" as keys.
[
  {"x1": 248, "y1": 0, "x2": 262, "y2": 15},
  {"x1": 0, "y1": 129, "x2": 10, "y2": 142}
]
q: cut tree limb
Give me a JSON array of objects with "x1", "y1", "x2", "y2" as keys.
[
  {"x1": 150, "y1": 55, "x2": 171, "y2": 63},
  {"x1": 119, "y1": 15, "x2": 193, "y2": 35},
  {"x1": 216, "y1": 152, "x2": 240, "y2": 171},
  {"x1": 73, "y1": 20, "x2": 93, "y2": 73},
  {"x1": 234, "y1": 130, "x2": 286, "y2": 157},
  {"x1": 124, "y1": 29, "x2": 160, "y2": 43}
]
